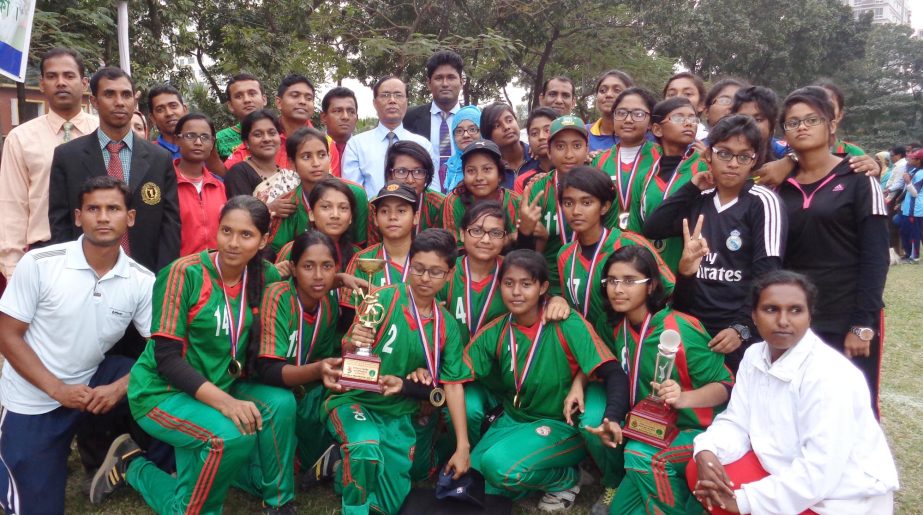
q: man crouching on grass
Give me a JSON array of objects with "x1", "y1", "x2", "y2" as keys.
[{"x1": 0, "y1": 176, "x2": 168, "y2": 514}]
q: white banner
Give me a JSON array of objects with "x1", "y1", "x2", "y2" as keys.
[{"x1": 0, "y1": 0, "x2": 35, "y2": 82}]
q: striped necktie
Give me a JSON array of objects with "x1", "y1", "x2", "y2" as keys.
[
  {"x1": 105, "y1": 140, "x2": 131, "y2": 255},
  {"x1": 439, "y1": 111, "x2": 450, "y2": 192},
  {"x1": 62, "y1": 121, "x2": 73, "y2": 142}
]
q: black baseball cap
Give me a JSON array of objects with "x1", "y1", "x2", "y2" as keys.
[
  {"x1": 371, "y1": 181, "x2": 418, "y2": 206},
  {"x1": 460, "y1": 139, "x2": 502, "y2": 164}
]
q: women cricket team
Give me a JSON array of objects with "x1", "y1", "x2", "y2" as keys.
[{"x1": 107, "y1": 71, "x2": 898, "y2": 514}]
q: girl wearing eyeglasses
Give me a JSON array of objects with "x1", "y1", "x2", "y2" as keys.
[
  {"x1": 457, "y1": 249, "x2": 630, "y2": 512},
  {"x1": 365, "y1": 141, "x2": 445, "y2": 245},
  {"x1": 703, "y1": 79, "x2": 747, "y2": 131},
  {"x1": 775, "y1": 86, "x2": 889, "y2": 417},
  {"x1": 444, "y1": 105, "x2": 482, "y2": 192},
  {"x1": 580, "y1": 245, "x2": 731, "y2": 515},
  {"x1": 592, "y1": 88, "x2": 661, "y2": 227},
  {"x1": 173, "y1": 113, "x2": 227, "y2": 257},
  {"x1": 629, "y1": 97, "x2": 709, "y2": 272},
  {"x1": 268, "y1": 127, "x2": 369, "y2": 257},
  {"x1": 644, "y1": 114, "x2": 787, "y2": 373},
  {"x1": 443, "y1": 139, "x2": 520, "y2": 247}
]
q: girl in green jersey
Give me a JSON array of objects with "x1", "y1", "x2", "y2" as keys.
[{"x1": 123, "y1": 196, "x2": 296, "y2": 514}]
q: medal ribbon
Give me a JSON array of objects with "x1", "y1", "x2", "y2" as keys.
[
  {"x1": 553, "y1": 174, "x2": 574, "y2": 245},
  {"x1": 568, "y1": 228, "x2": 609, "y2": 317},
  {"x1": 463, "y1": 257, "x2": 499, "y2": 335},
  {"x1": 626, "y1": 313, "x2": 654, "y2": 405},
  {"x1": 508, "y1": 314, "x2": 546, "y2": 403},
  {"x1": 295, "y1": 294, "x2": 323, "y2": 366},
  {"x1": 616, "y1": 144, "x2": 644, "y2": 212},
  {"x1": 382, "y1": 245, "x2": 410, "y2": 284},
  {"x1": 214, "y1": 254, "x2": 248, "y2": 361},
  {"x1": 408, "y1": 289, "x2": 443, "y2": 386}
]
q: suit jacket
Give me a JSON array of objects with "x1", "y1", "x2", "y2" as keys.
[
  {"x1": 403, "y1": 103, "x2": 433, "y2": 141},
  {"x1": 48, "y1": 132, "x2": 181, "y2": 274}
]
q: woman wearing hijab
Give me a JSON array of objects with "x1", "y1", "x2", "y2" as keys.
[{"x1": 444, "y1": 105, "x2": 482, "y2": 192}]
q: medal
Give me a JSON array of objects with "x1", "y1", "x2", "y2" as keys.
[
  {"x1": 626, "y1": 313, "x2": 654, "y2": 405},
  {"x1": 508, "y1": 314, "x2": 545, "y2": 411},
  {"x1": 568, "y1": 228, "x2": 608, "y2": 317},
  {"x1": 215, "y1": 253, "x2": 248, "y2": 379},
  {"x1": 381, "y1": 245, "x2": 410, "y2": 285},
  {"x1": 463, "y1": 257, "x2": 499, "y2": 336},
  {"x1": 615, "y1": 144, "x2": 644, "y2": 213},
  {"x1": 639, "y1": 150, "x2": 695, "y2": 224},
  {"x1": 408, "y1": 289, "x2": 445, "y2": 407},
  {"x1": 296, "y1": 293, "x2": 323, "y2": 367}
]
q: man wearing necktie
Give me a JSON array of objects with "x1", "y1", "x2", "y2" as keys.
[
  {"x1": 0, "y1": 48, "x2": 99, "y2": 279},
  {"x1": 404, "y1": 50, "x2": 464, "y2": 194},
  {"x1": 342, "y1": 76, "x2": 437, "y2": 197}
]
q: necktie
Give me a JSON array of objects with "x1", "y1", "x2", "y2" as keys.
[
  {"x1": 62, "y1": 121, "x2": 73, "y2": 142},
  {"x1": 105, "y1": 140, "x2": 131, "y2": 255},
  {"x1": 387, "y1": 131, "x2": 397, "y2": 149},
  {"x1": 439, "y1": 112, "x2": 450, "y2": 193}
]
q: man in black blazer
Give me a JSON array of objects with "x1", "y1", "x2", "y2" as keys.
[
  {"x1": 403, "y1": 50, "x2": 464, "y2": 193},
  {"x1": 48, "y1": 66, "x2": 180, "y2": 276}
]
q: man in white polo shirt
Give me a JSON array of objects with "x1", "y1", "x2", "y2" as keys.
[{"x1": 0, "y1": 175, "x2": 163, "y2": 514}]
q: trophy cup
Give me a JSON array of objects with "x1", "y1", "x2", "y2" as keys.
[
  {"x1": 339, "y1": 258, "x2": 387, "y2": 392},
  {"x1": 623, "y1": 329, "x2": 681, "y2": 448}
]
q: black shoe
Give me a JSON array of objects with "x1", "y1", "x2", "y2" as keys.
[
  {"x1": 300, "y1": 444, "x2": 341, "y2": 490},
  {"x1": 262, "y1": 501, "x2": 296, "y2": 515},
  {"x1": 89, "y1": 434, "x2": 141, "y2": 504}
]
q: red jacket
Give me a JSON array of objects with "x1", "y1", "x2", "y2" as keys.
[{"x1": 175, "y1": 160, "x2": 227, "y2": 256}]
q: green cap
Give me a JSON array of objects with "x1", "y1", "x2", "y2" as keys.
[{"x1": 549, "y1": 115, "x2": 588, "y2": 142}]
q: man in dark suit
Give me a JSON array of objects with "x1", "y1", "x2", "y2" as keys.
[
  {"x1": 48, "y1": 66, "x2": 180, "y2": 276},
  {"x1": 403, "y1": 50, "x2": 464, "y2": 193}
]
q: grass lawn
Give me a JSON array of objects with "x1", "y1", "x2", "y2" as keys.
[{"x1": 57, "y1": 264, "x2": 922, "y2": 514}]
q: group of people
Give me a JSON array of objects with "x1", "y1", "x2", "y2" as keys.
[{"x1": 0, "y1": 46, "x2": 900, "y2": 515}]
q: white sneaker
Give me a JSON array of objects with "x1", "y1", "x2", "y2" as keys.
[{"x1": 538, "y1": 484, "x2": 580, "y2": 512}]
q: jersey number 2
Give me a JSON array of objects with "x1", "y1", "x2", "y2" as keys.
[{"x1": 381, "y1": 324, "x2": 397, "y2": 354}]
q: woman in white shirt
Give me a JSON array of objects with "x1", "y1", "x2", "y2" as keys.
[{"x1": 688, "y1": 270, "x2": 898, "y2": 515}]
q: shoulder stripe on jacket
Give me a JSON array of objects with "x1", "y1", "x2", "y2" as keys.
[
  {"x1": 868, "y1": 176, "x2": 888, "y2": 216},
  {"x1": 748, "y1": 185, "x2": 784, "y2": 257}
]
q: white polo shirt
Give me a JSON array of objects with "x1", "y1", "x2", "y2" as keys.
[{"x1": 0, "y1": 237, "x2": 154, "y2": 415}]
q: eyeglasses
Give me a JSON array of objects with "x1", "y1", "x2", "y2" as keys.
[
  {"x1": 602, "y1": 277, "x2": 651, "y2": 288},
  {"x1": 390, "y1": 167, "x2": 427, "y2": 180},
  {"x1": 409, "y1": 265, "x2": 448, "y2": 279},
  {"x1": 712, "y1": 96, "x2": 733, "y2": 106},
  {"x1": 782, "y1": 116, "x2": 825, "y2": 132},
  {"x1": 665, "y1": 114, "x2": 699, "y2": 126},
  {"x1": 614, "y1": 109, "x2": 650, "y2": 121},
  {"x1": 713, "y1": 148, "x2": 756, "y2": 166},
  {"x1": 179, "y1": 132, "x2": 213, "y2": 143},
  {"x1": 453, "y1": 127, "x2": 480, "y2": 137},
  {"x1": 466, "y1": 226, "x2": 507, "y2": 240},
  {"x1": 377, "y1": 92, "x2": 406, "y2": 100}
]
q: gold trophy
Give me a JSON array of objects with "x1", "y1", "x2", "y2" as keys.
[
  {"x1": 623, "y1": 329, "x2": 681, "y2": 448},
  {"x1": 339, "y1": 258, "x2": 387, "y2": 392}
]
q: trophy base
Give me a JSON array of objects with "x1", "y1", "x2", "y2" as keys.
[
  {"x1": 623, "y1": 397, "x2": 679, "y2": 449},
  {"x1": 338, "y1": 352, "x2": 383, "y2": 393}
]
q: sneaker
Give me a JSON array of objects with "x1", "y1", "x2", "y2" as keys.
[
  {"x1": 89, "y1": 434, "x2": 141, "y2": 504},
  {"x1": 301, "y1": 444, "x2": 341, "y2": 490},
  {"x1": 590, "y1": 487, "x2": 617, "y2": 515},
  {"x1": 538, "y1": 484, "x2": 580, "y2": 512},
  {"x1": 262, "y1": 502, "x2": 297, "y2": 515}
]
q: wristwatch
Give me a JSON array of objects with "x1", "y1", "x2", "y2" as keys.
[
  {"x1": 850, "y1": 326, "x2": 875, "y2": 342},
  {"x1": 730, "y1": 323, "x2": 751, "y2": 342}
]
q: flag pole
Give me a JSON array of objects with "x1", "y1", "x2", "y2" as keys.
[{"x1": 117, "y1": 1, "x2": 130, "y2": 74}]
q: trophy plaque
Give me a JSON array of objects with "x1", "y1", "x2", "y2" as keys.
[
  {"x1": 623, "y1": 329, "x2": 681, "y2": 448},
  {"x1": 339, "y1": 258, "x2": 387, "y2": 392}
]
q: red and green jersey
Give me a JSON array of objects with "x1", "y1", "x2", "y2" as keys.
[
  {"x1": 599, "y1": 307, "x2": 732, "y2": 430},
  {"x1": 258, "y1": 280, "x2": 341, "y2": 366},
  {"x1": 367, "y1": 190, "x2": 446, "y2": 246},
  {"x1": 557, "y1": 229, "x2": 675, "y2": 327},
  {"x1": 128, "y1": 251, "x2": 282, "y2": 418},
  {"x1": 629, "y1": 151, "x2": 709, "y2": 272},
  {"x1": 525, "y1": 170, "x2": 621, "y2": 295},
  {"x1": 459, "y1": 311, "x2": 615, "y2": 422},
  {"x1": 268, "y1": 179, "x2": 369, "y2": 255},
  {"x1": 831, "y1": 139, "x2": 866, "y2": 157},
  {"x1": 437, "y1": 256, "x2": 507, "y2": 345},
  {"x1": 324, "y1": 284, "x2": 464, "y2": 417},
  {"x1": 339, "y1": 243, "x2": 410, "y2": 308},
  {"x1": 592, "y1": 141, "x2": 662, "y2": 215},
  {"x1": 442, "y1": 188, "x2": 520, "y2": 247}
]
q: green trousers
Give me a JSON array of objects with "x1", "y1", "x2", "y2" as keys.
[
  {"x1": 579, "y1": 382, "x2": 626, "y2": 488},
  {"x1": 431, "y1": 382, "x2": 496, "y2": 473},
  {"x1": 470, "y1": 413, "x2": 586, "y2": 499},
  {"x1": 610, "y1": 429, "x2": 701, "y2": 515},
  {"x1": 327, "y1": 403, "x2": 416, "y2": 515},
  {"x1": 293, "y1": 383, "x2": 334, "y2": 469},
  {"x1": 127, "y1": 382, "x2": 296, "y2": 514}
]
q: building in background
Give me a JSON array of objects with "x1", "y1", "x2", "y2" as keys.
[
  {"x1": 844, "y1": 0, "x2": 912, "y2": 25},
  {"x1": 0, "y1": 82, "x2": 93, "y2": 137}
]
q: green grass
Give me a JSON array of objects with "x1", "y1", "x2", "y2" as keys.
[{"x1": 59, "y1": 264, "x2": 923, "y2": 514}]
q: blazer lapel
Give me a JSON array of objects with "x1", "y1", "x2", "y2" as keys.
[
  {"x1": 129, "y1": 140, "x2": 151, "y2": 192},
  {"x1": 82, "y1": 135, "x2": 107, "y2": 177}
]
